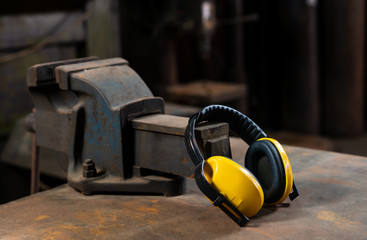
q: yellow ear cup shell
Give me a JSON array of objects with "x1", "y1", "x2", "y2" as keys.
[
  {"x1": 204, "y1": 156, "x2": 264, "y2": 217},
  {"x1": 258, "y1": 138, "x2": 294, "y2": 204}
]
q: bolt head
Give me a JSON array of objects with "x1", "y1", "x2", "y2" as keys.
[
  {"x1": 82, "y1": 159, "x2": 96, "y2": 178},
  {"x1": 83, "y1": 169, "x2": 97, "y2": 178},
  {"x1": 83, "y1": 159, "x2": 96, "y2": 170}
]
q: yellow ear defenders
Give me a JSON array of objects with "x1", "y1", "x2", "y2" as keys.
[{"x1": 185, "y1": 105, "x2": 299, "y2": 226}]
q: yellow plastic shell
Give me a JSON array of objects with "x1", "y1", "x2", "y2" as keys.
[
  {"x1": 204, "y1": 156, "x2": 264, "y2": 217},
  {"x1": 258, "y1": 138, "x2": 294, "y2": 204}
]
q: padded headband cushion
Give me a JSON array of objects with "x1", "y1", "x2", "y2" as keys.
[
  {"x1": 244, "y1": 140, "x2": 286, "y2": 204},
  {"x1": 185, "y1": 105, "x2": 267, "y2": 166},
  {"x1": 194, "y1": 105, "x2": 267, "y2": 145}
]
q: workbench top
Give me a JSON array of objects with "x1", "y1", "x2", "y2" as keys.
[{"x1": 1, "y1": 143, "x2": 367, "y2": 239}]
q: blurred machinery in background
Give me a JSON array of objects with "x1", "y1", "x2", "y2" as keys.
[{"x1": 119, "y1": 0, "x2": 366, "y2": 136}]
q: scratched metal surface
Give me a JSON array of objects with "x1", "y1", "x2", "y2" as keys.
[{"x1": 0, "y1": 142, "x2": 367, "y2": 239}]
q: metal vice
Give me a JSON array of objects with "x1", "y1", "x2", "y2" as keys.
[{"x1": 26, "y1": 57, "x2": 231, "y2": 196}]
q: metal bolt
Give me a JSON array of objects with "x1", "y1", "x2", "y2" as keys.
[{"x1": 83, "y1": 159, "x2": 97, "y2": 178}]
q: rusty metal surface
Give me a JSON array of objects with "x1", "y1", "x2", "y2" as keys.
[
  {"x1": 133, "y1": 114, "x2": 231, "y2": 178},
  {"x1": 132, "y1": 114, "x2": 189, "y2": 136},
  {"x1": 27, "y1": 58, "x2": 176, "y2": 195},
  {"x1": 27, "y1": 57, "x2": 98, "y2": 87},
  {"x1": 26, "y1": 58, "x2": 235, "y2": 196},
  {"x1": 1, "y1": 143, "x2": 367, "y2": 239}
]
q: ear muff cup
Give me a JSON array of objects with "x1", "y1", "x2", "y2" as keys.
[
  {"x1": 202, "y1": 156, "x2": 264, "y2": 218},
  {"x1": 245, "y1": 140, "x2": 286, "y2": 204}
]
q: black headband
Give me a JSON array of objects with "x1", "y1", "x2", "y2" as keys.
[{"x1": 185, "y1": 105, "x2": 267, "y2": 166}]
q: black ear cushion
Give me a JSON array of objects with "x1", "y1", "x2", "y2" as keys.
[{"x1": 245, "y1": 140, "x2": 286, "y2": 204}]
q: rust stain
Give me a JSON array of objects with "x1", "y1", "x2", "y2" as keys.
[
  {"x1": 137, "y1": 207, "x2": 158, "y2": 214},
  {"x1": 183, "y1": 157, "x2": 187, "y2": 164},
  {"x1": 317, "y1": 211, "x2": 361, "y2": 229},
  {"x1": 34, "y1": 215, "x2": 49, "y2": 221},
  {"x1": 73, "y1": 209, "x2": 125, "y2": 238},
  {"x1": 61, "y1": 224, "x2": 82, "y2": 231},
  {"x1": 47, "y1": 231, "x2": 63, "y2": 240},
  {"x1": 95, "y1": 209, "x2": 116, "y2": 225},
  {"x1": 111, "y1": 215, "x2": 118, "y2": 221},
  {"x1": 147, "y1": 219, "x2": 158, "y2": 224},
  {"x1": 150, "y1": 200, "x2": 159, "y2": 203}
]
